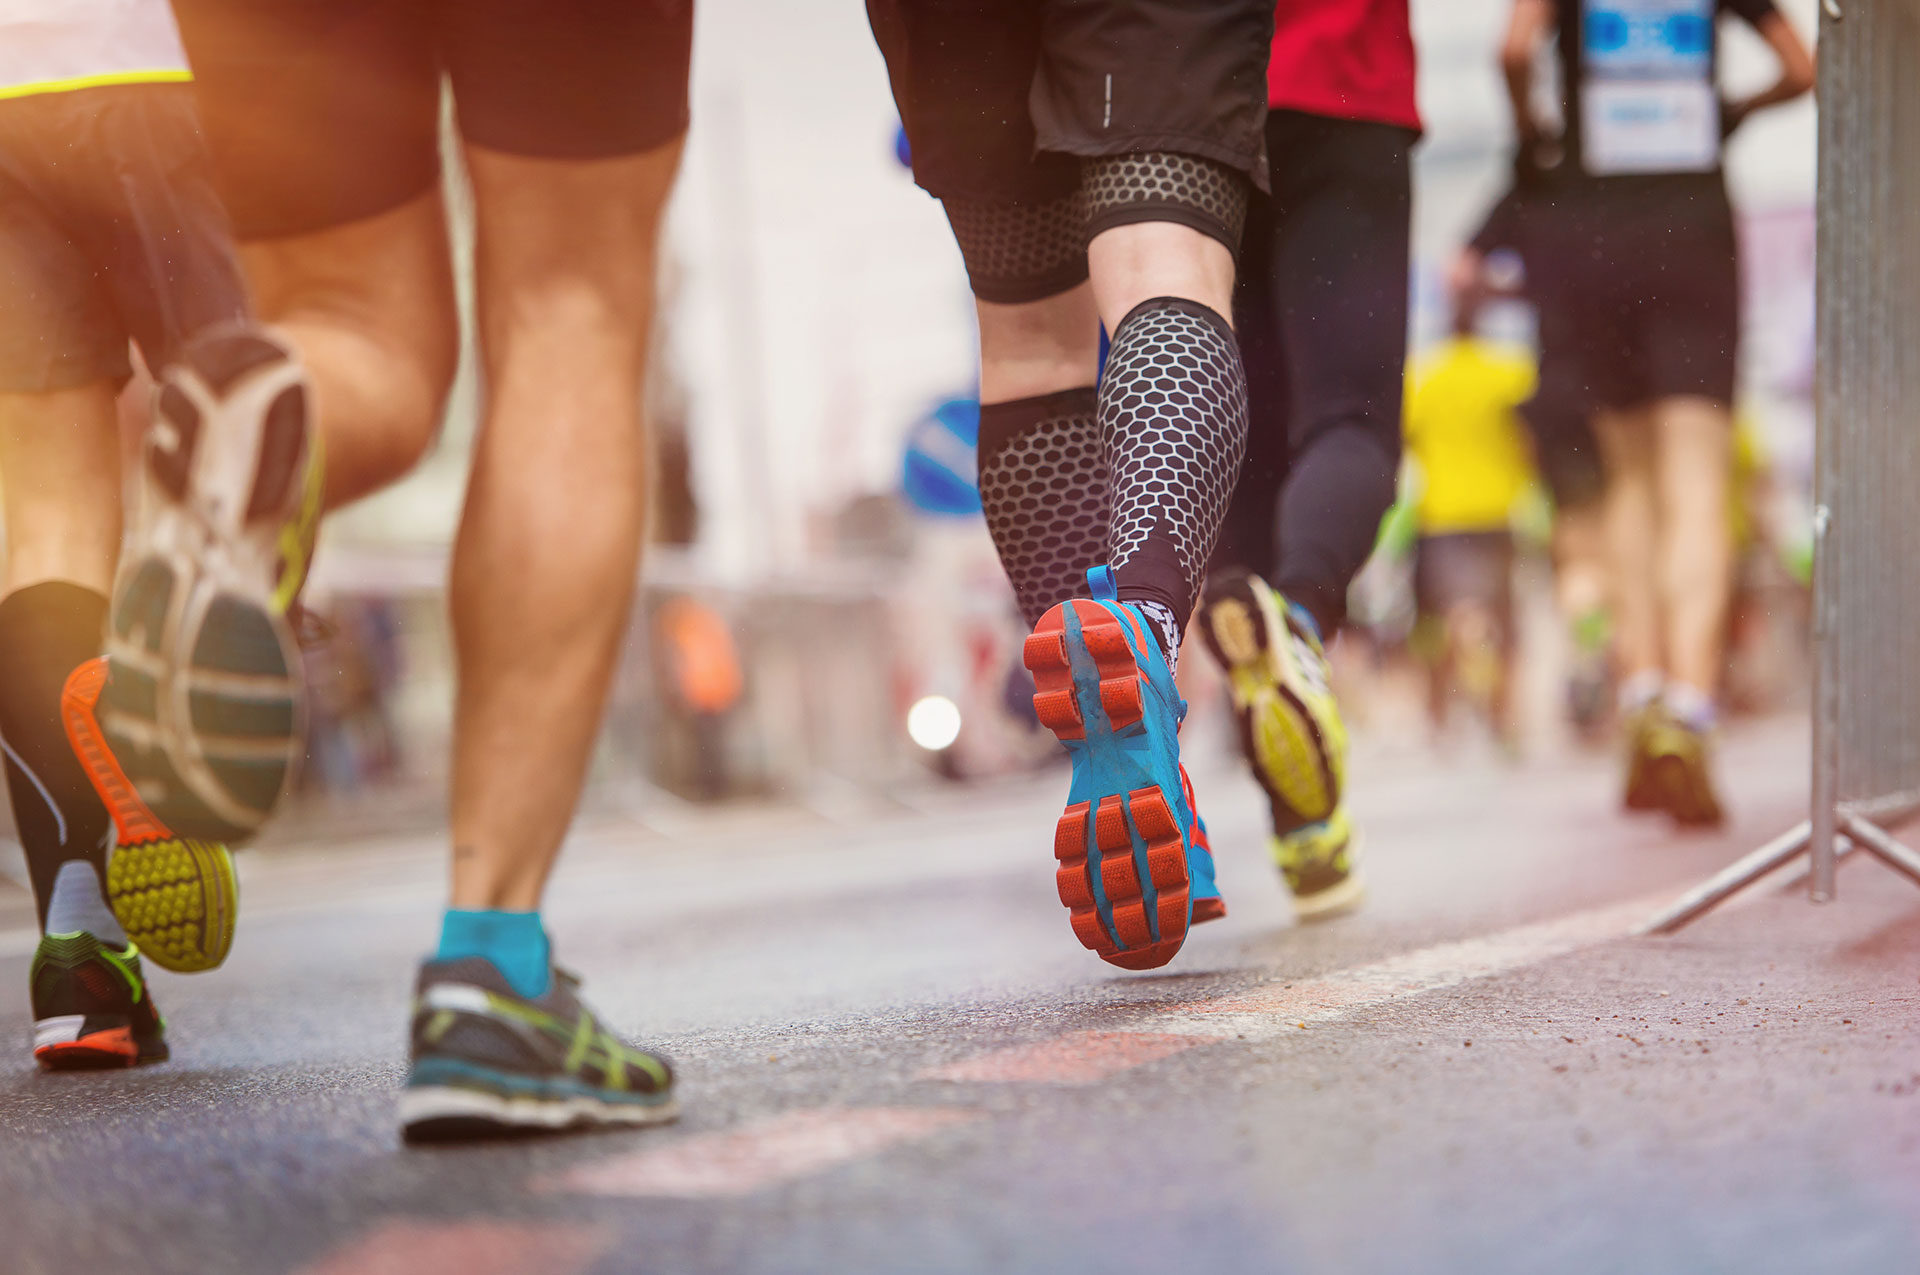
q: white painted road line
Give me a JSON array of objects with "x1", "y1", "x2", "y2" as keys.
[
  {"x1": 545, "y1": 1107, "x2": 980, "y2": 1200},
  {"x1": 928, "y1": 893, "x2": 1668, "y2": 1076}
]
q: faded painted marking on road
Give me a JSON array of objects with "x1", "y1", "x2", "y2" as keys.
[
  {"x1": 916, "y1": 1030, "x2": 1209, "y2": 1084},
  {"x1": 1154, "y1": 893, "x2": 1663, "y2": 1041},
  {"x1": 548, "y1": 1106, "x2": 979, "y2": 1199},
  {"x1": 293, "y1": 1220, "x2": 610, "y2": 1275},
  {"x1": 932, "y1": 893, "x2": 1668, "y2": 1078}
]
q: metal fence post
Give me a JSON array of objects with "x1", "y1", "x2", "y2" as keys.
[{"x1": 1642, "y1": 0, "x2": 1920, "y2": 934}]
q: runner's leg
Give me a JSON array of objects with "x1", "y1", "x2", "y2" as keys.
[
  {"x1": 0, "y1": 385, "x2": 121, "y2": 926},
  {"x1": 1653, "y1": 395, "x2": 1734, "y2": 706},
  {"x1": 1594, "y1": 406, "x2": 1661, "y2": 701},
  {"x1": 446, "y1": 138, "x2": 684, "y2": 912},
  {"x1": 1265, "y1": 117, "x2": 1410, "y2": 636},
  {"x1": 239, "y1": 194, "x2": 457, "y2": 508}
]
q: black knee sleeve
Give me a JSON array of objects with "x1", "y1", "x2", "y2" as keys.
[
  {"x1": 0, "y1": 583, "x2": 112, "y2": 930},
  {"x1": 941, "y1": 193, "x2": 1090, "y2": 304},
  {"x1": 977, "y1": 387, "x2": 1107, "y2": 627},
  {"x1": 1102, "y1": 298, "x2": 1249, "y2": 632},
  {"x1": 1083, "y1": 152, "x2": 1249, "y2": 255}
]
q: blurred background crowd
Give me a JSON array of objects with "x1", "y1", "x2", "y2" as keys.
[{"x1": 270, "y1": 0, "x2": 1818, "y2": 829}]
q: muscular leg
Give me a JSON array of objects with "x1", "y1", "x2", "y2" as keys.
[
  {"x1": 0, "y1": 385, "x2": 121, "y2": 596},
  {"x1": 976, "y1": 284, "x2": 1098, "y2": 405},
  {"x1": 1653, "y1": 395, "x2": 1734, "y2": 698},
  {"x1": 1086, "y1": 221, "x2": 1234, "y2": 334},
  {"x1": 446, "y1": 138, "x2": 684, "y2": 911},
  {"x1": 1552, "y1": 503, "x2": 1610, "y2": 622},
  {"x1": 239, "y1": 192, "x2": 459, "y2": 509},
  {"x1": 1086, "y1": 220, "x2": 1248, "y2": 649},
  {"x1": 1594, "y1": 406, "x2": 1662, "y2": 698},
  {"x1": 974, "y1": 286, "x2": 1105, "y2": 626}
]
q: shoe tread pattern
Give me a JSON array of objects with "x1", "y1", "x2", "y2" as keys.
[{"x1": 1030, "y1": 600, "x2": 1190, "y2": 970}]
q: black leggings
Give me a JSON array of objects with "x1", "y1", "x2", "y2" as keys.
[{"x1": 1211, "y1": 111, "x2": 1415, "y2": 634}]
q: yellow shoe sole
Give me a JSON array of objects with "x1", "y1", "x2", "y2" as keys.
[
  {"x1": 1203, "y1": 574, "x2": 1343, "y2": 824},
  {"x1": 106, "y1": 837, "x2": 238, "y2": 974}
]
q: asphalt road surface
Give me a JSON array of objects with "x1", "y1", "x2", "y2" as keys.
[{"x1": 2, "y1": 715, "x2": 1915, "y2": 1275}]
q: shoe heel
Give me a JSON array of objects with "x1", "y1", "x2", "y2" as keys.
[
  {"x1": 1024, "y1": 601, "x2": 1146, "y2": 742},
  {"x1": 1024, "y1": 619, "x2": 1083, "y2": 741}
]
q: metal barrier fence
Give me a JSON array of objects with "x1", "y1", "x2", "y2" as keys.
[{"x1": 1645, "y1": 0, "x2": 1920, "y2": 932}]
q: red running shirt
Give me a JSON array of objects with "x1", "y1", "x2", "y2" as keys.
[{"x1": 1268, "y1": 0, "x2": 1421, "y2": 131}]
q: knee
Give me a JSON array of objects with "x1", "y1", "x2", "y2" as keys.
[
  {"x1": 481, "y1": 272, "x2": 656, "y2": 379},
  {"x1": 1299, "y1": 419, "x2": 1401, "y2": 503}
]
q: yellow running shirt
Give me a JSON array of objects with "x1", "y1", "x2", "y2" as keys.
[{"x1": 1403, "y1": 337, "x2": 1539, "y2": 535}]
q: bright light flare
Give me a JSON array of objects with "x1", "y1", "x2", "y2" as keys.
[{"x1": 907, "y1": 695, "x2": 962, "y2": 751}]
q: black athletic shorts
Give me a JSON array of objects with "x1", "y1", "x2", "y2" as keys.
[
  {"x1": 172, "y1": 0, "x2": 694, "y2": 239},
  {"x1": 1529, "y1": 175, "x2": 1740, "y2": 413},
  {"x1": 868, "y1": 0, "x2": 1274, "y2": 209},
  {"x1": 1414, "y1": 531, "x2": 1515, "y2": 631},
  {"x1": 0, "y1": 85, "x2": 249, "y2": 393}
]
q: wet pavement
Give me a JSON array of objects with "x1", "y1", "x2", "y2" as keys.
[{"x1": 2, "y1": 714, "x2": 1916, "y2": 1275}]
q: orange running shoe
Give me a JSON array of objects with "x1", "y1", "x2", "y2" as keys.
[{"x1": 63, "y1": 658, "x2": 238, "y2": 974}]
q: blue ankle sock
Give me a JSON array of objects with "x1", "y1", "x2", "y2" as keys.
[{"x1": 436, "y1": 908, "x2": 551, "y2": 999}]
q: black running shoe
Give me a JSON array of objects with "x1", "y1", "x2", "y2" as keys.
[
  {"x1": 31, "y1": 932, "x2": 167, "y2": 1070},
  {"x1": 400, "y1": 958, "x2": 678, "y2": 1142}
]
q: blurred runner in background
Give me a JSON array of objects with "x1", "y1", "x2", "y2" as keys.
[
  {"x1": 1456, "y1": 174, "x2": 1614, "y2": 738},
  {"x1": 0, "y1": 0, "x2": 287, "y2": 1071},
  {"x1": 1402, "y1": 286, "x2": 1538, "y2": 752},
  {"x1": 869, "y1": 0, "x2": 1269, "y2": 969},
  {"x1": 170, "y1": 0, "x2": 691, "y2": 1139},
  {"x1": 1195, "y1": 0, "x2": 1419, "y2": 921},
  {"x1": 1499, "y1": 0, "x2": 1812, "y2": 826}
]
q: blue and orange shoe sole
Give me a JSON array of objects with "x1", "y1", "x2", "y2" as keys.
[
  {"x1": 1183, "y1": 765, "x2": 1227, "y2": 925},
  {"x1": 1025, "y1": 599, "x2": 1193, "y2": 971}
]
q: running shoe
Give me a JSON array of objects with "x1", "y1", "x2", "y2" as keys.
[
  {"x1": 1620, "y1": 703, "x2": 1665, "y2": 813},
  {"x1": 31, "y1": 931, "x2": 167, "y2": 1070},
  {"x1": 1183, "y1": 765, "x2": 1227, "y2": 925},
  {"x1": 1197, "y1": 568, "x2": 1361, "y2": 920},
  {"x1": 1566, "y1": 608, "x2": 1613, "y2": 741},
  {"x1": 65, "y1": 657, "x2": 238, "y2": 973},
  {"x1": 100, "y1": 323, "x2": 321, "y2": 844},
  {"x1": 1272, "y1": 808, "x2": 1366, "y2": 922},
  {"x1": 1197, "y1": 568, "x2": 1347, "y2": 833},
  {"x1": 401, "y1": 958, "x2": 679, "y2": 1142},
  {"x1": 1641, "y1": 711, "x2": 1727, "y2": 828},
  {"x1": 1026, "y1": 566, "x2": 1200, "y2": 970}
]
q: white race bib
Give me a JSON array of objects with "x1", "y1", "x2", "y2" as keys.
[{"x1": 1581, "y1": 0, "x2": 1720, "y2": 175}]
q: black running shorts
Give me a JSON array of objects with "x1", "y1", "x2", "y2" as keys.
[
  {"x1": 172, "y1": 0, "x2": 694, "y2": 239},
  {"x1": 1530, "y1": 175, "x2": 1740, "y2": 413},
  {"x1": 0, "y1": 86, "x2": 249, "y2": 393},
  {"x1": 869, "y1": 0, "x2": 1275, "y2": 207},
  {"x1": 1414, "y1": 531, "x2": 1516, "y2": 632}
]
